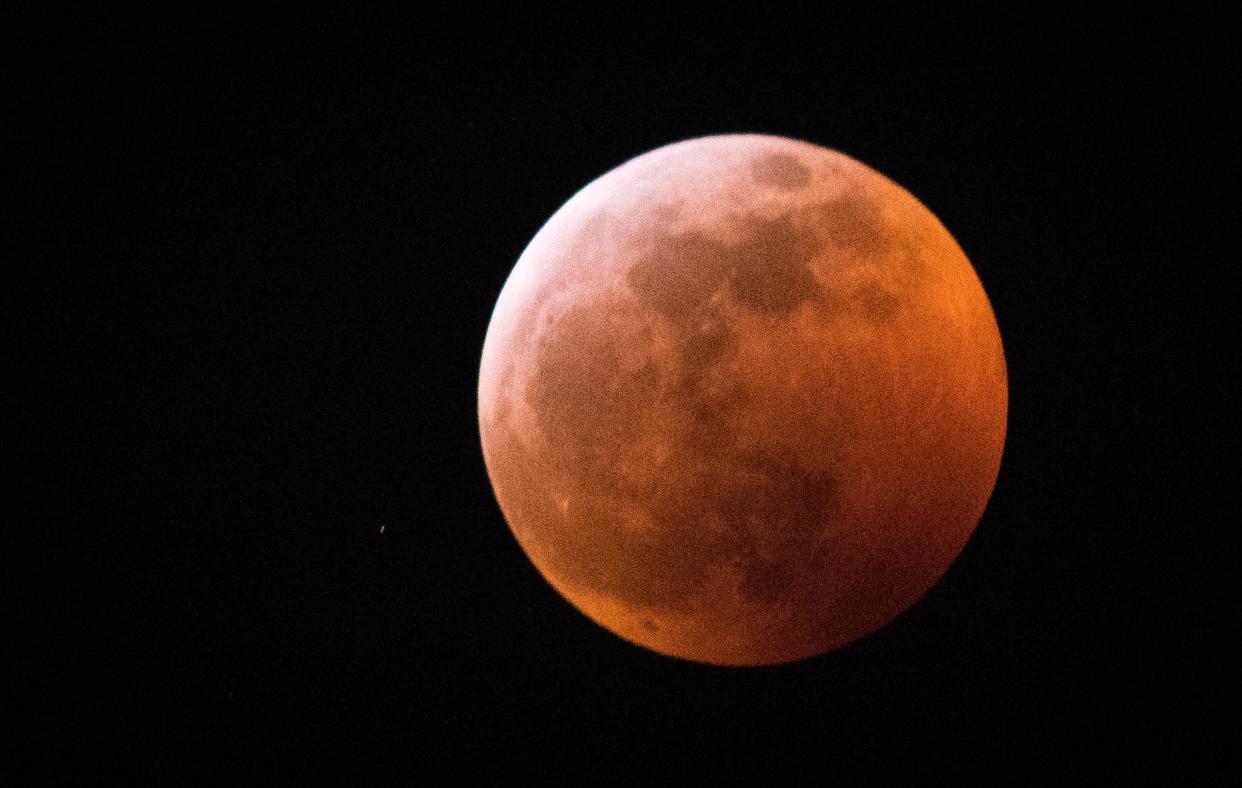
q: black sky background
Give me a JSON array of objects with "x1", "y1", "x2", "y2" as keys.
[{"x1": 20, "y1": 8, "x2": 1233, "y2": 781}]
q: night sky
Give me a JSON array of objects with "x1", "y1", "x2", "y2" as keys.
[{"x1": 23, "y1": 9, "x2": 1230, "y2": 780}]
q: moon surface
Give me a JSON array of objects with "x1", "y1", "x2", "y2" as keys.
[{"x1": 478, "y1": 134, "x2": 1007, "y2": 666}]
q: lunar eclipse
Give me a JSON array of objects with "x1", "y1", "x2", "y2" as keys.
[{"x1": 478, "y1": 134, "x2": 1007, "y2": 666}]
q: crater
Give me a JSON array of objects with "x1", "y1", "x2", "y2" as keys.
[
  {"x1": 751, "y1": 152, "x2": 811, "y2": 189},
  {"x1": 856, "y1": 282, "x2": 901, "y2": 322},
  {"x1": 813, "y1": 193, "x2": 888, "y2": 256},
  {"x1": 626, "y1": 232, "x2": 731, "y2": 325},
  {"x1": 628, "y1": 212, "x2": 825, "y2": 323},
  {"x1": 726, "y1": 214, "x2": 823, "y2": 315}
]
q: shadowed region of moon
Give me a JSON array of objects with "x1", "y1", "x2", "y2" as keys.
[{"x1": 479, "y1": 134, "x2": 1007, "y2": 666}]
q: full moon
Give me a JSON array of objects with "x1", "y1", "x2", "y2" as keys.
[{"x1": 478, "y1": 134, "x2": 1007, "y2": 666}]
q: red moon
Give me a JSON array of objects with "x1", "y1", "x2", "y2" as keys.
[{"x1": 478, "y1": 135, "x2": 1007, "y2": 666}]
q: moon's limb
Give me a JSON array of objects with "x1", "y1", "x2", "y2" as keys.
[{"x1": 479, "y1": 134, "x2": 1007, "y2": 666}]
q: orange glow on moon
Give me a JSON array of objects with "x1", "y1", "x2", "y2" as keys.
[{"x1": 478, "y1": 135, "x2": 1007, "y2": 666}]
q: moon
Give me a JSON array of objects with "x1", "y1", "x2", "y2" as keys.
[{"x1": 478, "y1": 134, "x2": 1007, "y2": 666}]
